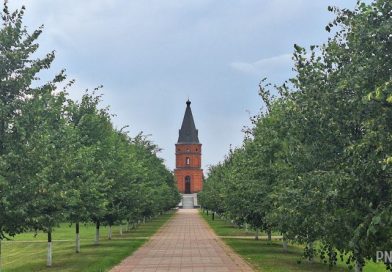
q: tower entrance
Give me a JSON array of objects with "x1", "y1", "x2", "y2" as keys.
[{"x1": 185, "y1": 176, "x2": 191, "y2": 194}]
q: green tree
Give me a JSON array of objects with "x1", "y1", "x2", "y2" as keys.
[
  {"x1": 202, "y1": 1, "x2": 392, "y2": 271},
  {"x1": 0, "y1": 2, "x2": 58, "y2": 241},
  {"x1": 65, "y1": 92, "x2": 110, "y2": 252}
]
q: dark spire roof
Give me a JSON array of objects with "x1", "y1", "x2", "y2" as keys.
[{"x1": 178, "y1": 100, "x2": 200, "y2": 144}]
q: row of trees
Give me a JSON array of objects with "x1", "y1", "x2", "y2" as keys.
[
  {"x1": 0, "y1": 3, "x2": 180, "y2": 266},
  {"x1": 199, "y1": 1, "x2": 392, "y2": 271}
]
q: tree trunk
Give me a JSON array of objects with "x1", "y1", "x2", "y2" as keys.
[
  {"x1": 95, "y1": 221, "x2": 100, "y2": 245},
  {"x1": 47, "y1": 231, "x2": 52, "y2": 267},
  {"x1": 308, "y1": 242, "x2": 314, "y2": 263},
  {"x1": 120, "y1": 225, "x2": 123, "y2": 236},
  {"x1": 267, "y1": 229, "x2": 272, "y2": 242},
  {"x1": 212, "y1": 212, "x2": 215, "y2": 221},
  {"x1": 355, "y1": 260, "x2": 363, "y2": 272},
  {"x1": 75, "y1": 222, "x2": 80, "y2": 253},
  {"x1": 255, "y1": 229, "x2": 259, "y2": 240},
  {"x1": 108, "y1": 225, "x2": 112, "y2": 240},
  {"x1": 282, "y1": 234, "x2": 288, "y2": 252},
  {"x1": 0, "y1": 239, "x2": 2, "y2": 272},
  {"x1": 143, "y1": 217, "x2": 145, "y2": 224},
  {"x1": 245, "y1": 223, "x2": 248, "y2": 233},
  {"x1": 206, "y1": 210, "x2": 209, "y2": 215},
  {"x1": 0, "y1": 120, "x2": 5, "y2": 155}
]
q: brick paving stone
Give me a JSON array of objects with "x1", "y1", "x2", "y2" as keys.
[{"x1": 110, "y1": 209, "x2": 254, "y2": 272}]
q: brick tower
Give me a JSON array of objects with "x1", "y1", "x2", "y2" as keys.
[{"x1": 175, "y1": 100, "x2": 203, "y2": 194}]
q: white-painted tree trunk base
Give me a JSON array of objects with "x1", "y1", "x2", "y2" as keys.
[
  {"x1": 283, "y1": 240, "x2": 288, "y2": 252},
  {"x1": 76, "y1": 233, "x2": 80, "y2": 253},
  {"x1": 47, "y1": 242, "x2": 52, "y2": 267},
  {"x1": 95, "y1": 229, "x2": 100, "y2": 245}
]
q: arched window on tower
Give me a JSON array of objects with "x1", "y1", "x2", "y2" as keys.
[{"x1": 186, "y1": 157, "x2": 190, "y2": 165}]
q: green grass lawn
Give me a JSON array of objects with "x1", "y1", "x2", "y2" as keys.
[
  {"x1": 0, "y1": 211, "x2": 175, "y2": 272},
  {"x1": 199, "y1": 210, "x2": 386, "y2": 272},
  {"x1": 200, "y1": 211, "x2": 256, "y2": 237}
]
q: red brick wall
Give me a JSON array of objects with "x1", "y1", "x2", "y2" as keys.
[{"x1": 175, "y1": 144, "x2": 203, "y2": 193}]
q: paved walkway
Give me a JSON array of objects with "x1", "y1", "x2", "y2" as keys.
[{"x1": 110, "y1": 209, "x2": 254, "y2": 272}]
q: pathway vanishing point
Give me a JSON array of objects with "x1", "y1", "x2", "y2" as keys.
[{"x1": 110, "y1": 209, "x2": 254, "y2": 272}]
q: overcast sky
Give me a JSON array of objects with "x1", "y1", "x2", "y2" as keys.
[{"x1": 9, "y1": 0, "x2": 359, "y2": 172}]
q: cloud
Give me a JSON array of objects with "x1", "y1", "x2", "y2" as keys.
[{"x1": 230, "y1": 54, "x2": 292, "y2": 77}]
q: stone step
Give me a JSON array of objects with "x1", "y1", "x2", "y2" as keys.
[{"x1": 182, "y1": 196, "x2": 194, "y2": 209}]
